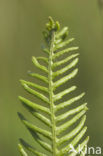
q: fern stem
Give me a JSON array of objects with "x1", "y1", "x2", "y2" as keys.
[{"x1": 48, "y1": 30, "x2": 57, "y2": 156}]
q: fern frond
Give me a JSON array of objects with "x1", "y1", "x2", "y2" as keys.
[{"x1": 18, "y1": 16, "x2": 89, "y2": 156}]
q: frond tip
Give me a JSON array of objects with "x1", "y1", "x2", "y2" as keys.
[{"x1": 18, "y1": 16, "x2": 89, "y2": 156}]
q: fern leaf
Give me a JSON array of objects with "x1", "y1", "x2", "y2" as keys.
[
  {"x1": 18, "y1": 17, "x2": 89, "y2": 156},
  {"x1": 18, "y1": 144, "x2": 28, "y2": 156}
]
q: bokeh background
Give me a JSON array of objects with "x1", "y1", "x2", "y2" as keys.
[{"x1": 0, "y1": 0, "x2": 103, "y2": 155}]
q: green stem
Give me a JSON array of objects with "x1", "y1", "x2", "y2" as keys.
[{"x1": 48, "y1": 30, "x2": 56, "y2": 156}]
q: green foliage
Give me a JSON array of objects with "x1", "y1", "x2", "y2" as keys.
[{"x1": 18, "y1": 17, "x2": 89, "y2": 156}]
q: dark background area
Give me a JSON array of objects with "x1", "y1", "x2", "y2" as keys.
[{"x1": 0, "y1": 0, "x2": 103, "y2": 155}]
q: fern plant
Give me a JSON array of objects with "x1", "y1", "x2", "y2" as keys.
[{"x1": 18, "y1": 17, "x2": 89, "y2": 156}]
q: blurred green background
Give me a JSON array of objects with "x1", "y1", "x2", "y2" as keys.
[{"x1": 0, "y1": 0, "x2": 103, "y2": 155}]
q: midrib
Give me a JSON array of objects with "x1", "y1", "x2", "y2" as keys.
[{"x1": 48, "y1": 30, "x2": 56, "y2": 156}]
